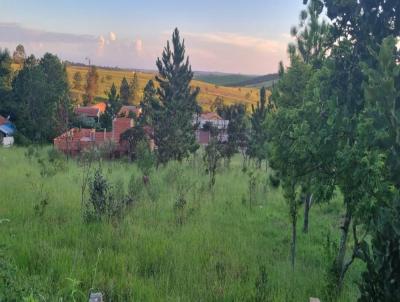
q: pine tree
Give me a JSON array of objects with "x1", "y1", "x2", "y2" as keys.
[
  {"x1": 152, "y1": 28, "x2": 201, "y2": 163},
  {"x1": 129, "y1": 73, "x2": 140, "y2": 104},
  {"x1": 120, "y1": 77, "x2": 131, "y2": 105},
  {"x1": 248, "y1": 87, "x2": 269, "y2": 167},
  {"x1": 139, "y1": 80, "x2": 158, "y2": 126},
  {"x1": 85, "y1": 66, "x2": 99, "y2": 105},
  {"x1": 100, "y1": 83, "x2": 121, "y2": 131}
]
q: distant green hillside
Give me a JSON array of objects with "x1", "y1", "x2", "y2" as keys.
[
  {"x1": 230, "y1": 73, "x2": 279, "y2": 88},
  {"x1": 193, "y1": 72, "x2": 255, "y2": 86},
  {"x1": 194, "y1": 72, "x2": 279, "y2": 89}
]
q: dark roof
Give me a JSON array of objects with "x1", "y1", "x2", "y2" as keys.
[{"x1": 0, "y1": 123, "x2": 16, "y2": 136}]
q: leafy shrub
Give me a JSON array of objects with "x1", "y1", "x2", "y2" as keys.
[{"x1": 84, "y1": 169, "x2": 132, "y2": 222}]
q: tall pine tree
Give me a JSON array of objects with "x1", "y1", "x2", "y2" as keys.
[
  {"x1": 152, "y1": 28, "x2": 200, "y2": 163},
  {"x1": 120, "y1": 77, "x2": 131, "y2": 105}
]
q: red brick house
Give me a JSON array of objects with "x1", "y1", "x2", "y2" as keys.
[{"x1": 54, "y1": 118, "x2": 134, "y2": 155}]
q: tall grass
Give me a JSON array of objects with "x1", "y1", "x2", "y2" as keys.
[{"x1": 0, "y1": 147, "x2": 361, "y2": 301}]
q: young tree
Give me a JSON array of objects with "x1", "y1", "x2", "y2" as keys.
[
  {"x1": 226, "y1": 103, "x2": 248, "y2": 166},
  {"x1": 129, "y1": 72, "x2": 140, "y2": 104},
  {"x1": 248, "y1": 87, "x2": 269, "y2": 168},
  {"x1": 100, "y1": 83, "x2": 121, "y2": 131},
  {"x1": 73, "y1": 71, "x2": 83, "y2": 90},
  {"x1": 151, "y1": 28, "x2": 201, "y2": 164},
  {"x1": 139, "y1": 80, "x2": 158, "y2": 127},
  {"x1": 85, "y1": 66, "x2": 99, "y2": 104},
  {"x1": 203, "y1": 125, "x2": 222, "y2": 188},
  {"x1": 120, "y1": 77, "x2": 131, "y2": 105}
]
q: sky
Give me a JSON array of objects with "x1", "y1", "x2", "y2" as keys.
[{"x1": 0, "y1": 0, "x2": 306, "y2": 75}]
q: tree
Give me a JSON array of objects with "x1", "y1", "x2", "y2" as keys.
[
  {"x1": 73, "y1": 71, "x2": 83, "y2": 90},
  {"x1": 355, "y1": 36, "x2": 400, "y2": 302},
  {"x1": 129, "y1": 73, "x2": 140, "y2": 104},
  {"x1": 139, "y1": 80, "x2": 158, "y2": 127},
  {"x1": 13, "y1": 44, "x2": 26, "y2": 65},
  {"x1": 0, "y1": 49, "x2": 14, "y2": 119},
  {"x1": 13, "y1": 53, "x2": 71, "y2": 142},
  {"x1": 210, "y1": 96, "x2": 225, "y2": 113},
  {"x1": 120, "y1": 77, "x2": 131, "y2": 105},
  {"x1": 0, "y1": 49, "x2": 13, "y2": 92},
  {"x1": 100, "y1": 83, "x2": 121, "y2": 131},
  {"x1": 85, "y1": 66, "x2": 99, "y2": 105},
  {"x1": 248, "y1": 87, "x2": 269, "y2": 168},
  {"x1": 151, "y1": 28, "x2": 201, "y2": 164},
  {"x1": 226, "y1": 103, "x2": 248, "y2": 166},
  {"x1": 203, "y1": 125, "x2": 222, "y2": 188}
]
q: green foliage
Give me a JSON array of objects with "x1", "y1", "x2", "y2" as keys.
[
  {"x1": 100, "y1": 83, "x2": 121, "y2": 130},
  {"x1": 203, "y1": 126, "x2": 222, "y2": 188},
  {"x1": 129, "y1": 72, "x2": 140, "y2": 104},
  {"x1": 12, "y1": 53, "x2": 71, "y2": 143},
  {"x1": 85, "y1": 66, "x2": 99, "y2": 104},
  {"x1": 152, "y1": 28, "x2": 201, "y2": 164},
  {"x1": 119, "y1": 76, "x2": 131, "y2": 105},
  {"x1": 136, "y1": 139, "x2": 155, "y2": 178},
  {"x1": 248, "y1": 87, "x2": 269, "y2": 166},
  {"x1": 0, "y1": 48, "x2": 13, "y2": 92}
]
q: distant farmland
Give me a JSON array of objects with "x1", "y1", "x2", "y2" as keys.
[{"x1": 67, "y1": 65, "x2": 262, "y2": 110}]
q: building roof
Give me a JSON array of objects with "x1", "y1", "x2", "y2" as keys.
[
  {"x1": 74, "y1": 107, "x2": 100, "y2": 117},
  {"x1": 91, "y1": 102, "x2": 107, "y2": 113},
  {"x1": 200, "y1": 112, "x2": 223, "y2": 120},
  {"x1": 0, "y1": 122, "x2": 16, "y2": 136},
  {"x1": 0, "y1": 115, "x2": 7, "y2": 125},
  {"x1": 119, "y1": 105, "x2": 141, "y2": 117}
]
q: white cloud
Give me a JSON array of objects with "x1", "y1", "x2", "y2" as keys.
[
  {"x1": 184, "y1": 31, "x2": 286, "y2": 53},
  {"x1": 109, "y1": 31, "x2": 117, "y2": 41},
  {"x1": 135, "y1": 39, "x2": 143, "y2": 52},
  {"x1": 98, "y1": 35, "x2": 105, "y2": 49}
]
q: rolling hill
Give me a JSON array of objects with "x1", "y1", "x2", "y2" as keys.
[
  {"x1": 194, "y1": 71, "x2": 279, "y2": 89},
  {"x1": 67, "y1": 65, "x2": 262, "y2": 110}
]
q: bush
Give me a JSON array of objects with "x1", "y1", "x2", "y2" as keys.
[{"x1": 84, "y1": 169, "x2": 132, "y2": 223}]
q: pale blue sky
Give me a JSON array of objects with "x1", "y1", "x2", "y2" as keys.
[{"x1": 0, "y1": 0, "x2": 306, "y2": 74}]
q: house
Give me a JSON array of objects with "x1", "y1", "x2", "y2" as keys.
[
  {"x1": 74, "y1": 102, "x2": 107, "y2": 121},
  {"x1": 195, "y1": 112, "x2": 229, "y2": 145},
  {"x1": 119, "y1": 105, "x2": 142, "y2": 118},
  {"x1": 0, "y1": 115, "x2": 16, "y2": 147},
  {"x1": 54, "y1": 118, "x2": 134, "y2": 155}
]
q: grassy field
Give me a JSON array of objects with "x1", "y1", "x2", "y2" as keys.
[
  {"x1": 66, "y1": 66, "x2": 261, "y2": 110},
  {"x1": 0, "y1": 147, "x2": 361, "y2": 301}
]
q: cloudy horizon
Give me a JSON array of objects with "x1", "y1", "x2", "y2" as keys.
[{"x1": 0, "y1": 1, "x2": 304, "y2": 75}]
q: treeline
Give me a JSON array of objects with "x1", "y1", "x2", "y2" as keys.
[
  {"x1": 0, "y1": 48, "x2": 72, "y2": 143},
  {"x1": 264, "y1": 0, "x2": 400, "y2": 300}
]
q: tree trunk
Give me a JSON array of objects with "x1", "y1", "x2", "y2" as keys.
[
  {"x1": 303, "y1": 194, "x2": 312, "y2": 234},
  {"x1": 335, "y1": 203, "x2": 352, "y2": 290}
]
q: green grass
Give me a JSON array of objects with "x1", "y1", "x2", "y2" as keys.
[{"x1": 0, "y1": 147, "x2": 361, "y2": 301}]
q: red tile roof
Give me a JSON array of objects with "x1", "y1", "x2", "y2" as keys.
[
  {"x1": 91, "y1": 102, "x2": 107, "y2": 113},
  {"x1": 74, "y1": 107, "x2": 100, "y2": 117},
  {"x1": 200, "y1": 112, "x2": 223, "y2": 120},
  {"x1": 0, "y1": 115, "x2": 7, "y2": 125},
  {"x1": 119, "y1": 105, "x2": 141, "y2": 117}
]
